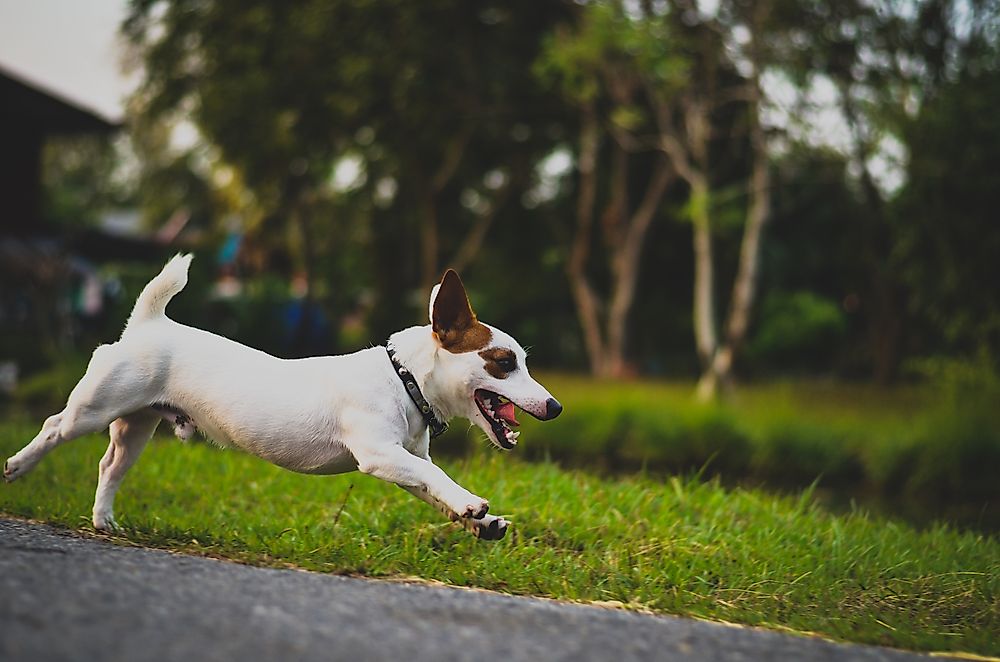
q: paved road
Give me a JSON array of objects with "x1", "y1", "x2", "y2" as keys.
[{"x1": 0, "y1": 518, "x2": 934, "y2": 662}]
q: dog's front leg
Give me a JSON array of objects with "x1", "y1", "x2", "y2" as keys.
[
  {"x1": 399, "y1": 485, "x2": 509, "y2": 541},
  {"x1": 355, "y1": 445, "x2": 490, "y2": 520}
]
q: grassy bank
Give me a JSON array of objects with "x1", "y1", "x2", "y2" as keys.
[
  {"x1": 14, "y1": 361, "x2": 999, "y2": 526},
  {"x1": 431, "y1": 376, "x2": 1000, "y2": 527},
  {"x1": 1, "y1": 422, "x2": 997, "y2": 657}
]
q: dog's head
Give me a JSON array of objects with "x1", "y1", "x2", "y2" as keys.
[{"x1": 427, "y1": 269, "x2": 562, "y2": 450}]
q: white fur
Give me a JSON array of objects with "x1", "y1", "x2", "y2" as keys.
[{"x1": 4, "y1": 256, "x2": 560, "y2": 541}]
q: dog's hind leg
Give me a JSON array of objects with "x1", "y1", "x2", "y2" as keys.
[
  {"x1": 398, "y1": 485, "x2": 509, "y2": 541},
  {"x1": 92, "y1": 410, "x2": 160, "y2": 531},
  {"x1": 4, "y1": 345, "x2": 152, "y2": 482},
  {"x1": 3, "y1": 402, "x2": 118, "y2": 482}
]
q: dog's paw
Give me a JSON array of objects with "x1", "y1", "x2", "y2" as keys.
[
  {"x1": 461, "y1": 498, "x2": 489, "y2": 520},
  {"x1": 3, "y1": 458, "x2": 22, "y2": 483},
  {"x1": 476, "y1": 515, "x2": 508, "y2": 541},
  {"x1": 92, "y1": 512, "x2": 121, "y2": 533}
]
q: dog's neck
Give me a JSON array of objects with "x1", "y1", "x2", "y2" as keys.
[{"x1": 387, "y1": 326, "x2": 458, "y2": 421}]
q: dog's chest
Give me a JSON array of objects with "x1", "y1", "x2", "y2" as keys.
[{"x1": 401, "y1": 426, "x2": 431, "y2": 459}]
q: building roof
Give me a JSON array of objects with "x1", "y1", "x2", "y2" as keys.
[{"x1": 0, "y1": 63, "x2": 119, "y2": 133}]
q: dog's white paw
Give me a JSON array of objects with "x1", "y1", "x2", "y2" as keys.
[
  {"x1": 3, "y1": 458, "x2": 23, "y2": 483},
  {"x1": 93, "y1": 512, "x2": 121, "y2": 532}
]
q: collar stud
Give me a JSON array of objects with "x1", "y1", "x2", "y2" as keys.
[{"x1": 385, "y1": 341, "x2": 449, "y2": 438}]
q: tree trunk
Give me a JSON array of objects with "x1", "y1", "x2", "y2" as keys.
[
  {"x1": 690, "y1": 173, "x2": 718, "y2": 371},
  {"x1": 418, "y1": 125, "x2": 475, "y2": 294},
  {"x1": 568, "y1": 104, "x2": 673, "y2": 377},
  {"x1": 448, "y1": 171, "x2": 515, "y2": 274},
  {"x1": 420, "y1": 194, "x2": 439, "y2": 294},
  {"x1": 607, "y1": 159, "x2": 673, "y2": 377},
  {"x1": 567, "y1": 104, "x2": 608, "y2": 376},
  {"x1": 654, "y1": 95, "x2": 721, "y2": 392},
  {"x1": 838, "y1": 85, "x2": 904, "y2": 384},
  {"x1": 697, "y1": 72, "x2": 772, "y2": 401}
]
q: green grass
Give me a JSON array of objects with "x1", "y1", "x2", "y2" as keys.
[
  {"x1": 2, "y1": 421, "x2": 998, "y2": 657},
  {"x1": 432, "y1": 375, "x2": 999, "y2": 527}
]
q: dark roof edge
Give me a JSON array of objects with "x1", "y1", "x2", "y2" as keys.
[{"x1": 0, "y1": 62, "x2": 123, "y2": 130}]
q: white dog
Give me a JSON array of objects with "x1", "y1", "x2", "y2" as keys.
[{"x1": 4, "y1": 256, "x2": 562, "y2": 540}]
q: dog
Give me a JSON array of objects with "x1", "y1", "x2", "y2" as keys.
[{"x1": 4, "y1": 256, "x2": 562, "y2": 541}]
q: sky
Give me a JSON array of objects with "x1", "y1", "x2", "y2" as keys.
[{"x1": 0, "y1": 0, "x2": 134, "y2": 122}]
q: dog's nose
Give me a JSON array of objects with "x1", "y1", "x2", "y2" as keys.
[{"x1": 543, "y1": 397, "x2": 563, "y2": 420}]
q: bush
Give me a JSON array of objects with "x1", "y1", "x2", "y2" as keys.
[
  {"x1": 751, "y1": 421, "x2": 862, "y2": 488},
  {"x1": 11, "y1": 353, "x2": 91, "y2": 412},
  {"x1": 747, "y1": 291, "x2": 846, "y2": 372},
  {"x1": 898, "y1": 352, "x2": 1000, "y2": 504},
  {"x1": 904, "y1": 403, "x2": 1000, "y2": 503}
]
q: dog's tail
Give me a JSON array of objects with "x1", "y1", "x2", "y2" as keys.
[{"x1": 123, "y1": 253, "x2": 193, "y2": 334}]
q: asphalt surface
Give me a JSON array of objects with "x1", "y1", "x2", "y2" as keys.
[{"x1": 0, "y1": 518, "x2": 936, "y2": 662}]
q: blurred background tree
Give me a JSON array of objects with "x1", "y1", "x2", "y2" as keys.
[
  {"x1": 123, "y1": 0, "x2": 573, "y2": 350},
  {"x1": 27, "y1": 0, "x2": 989, "y2": 388}
]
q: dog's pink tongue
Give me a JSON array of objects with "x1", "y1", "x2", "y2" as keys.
[{"x1": 496, "y1": 402, "x2": 519, "y2": 426}]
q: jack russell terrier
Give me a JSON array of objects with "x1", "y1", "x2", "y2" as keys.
[{"x1": 4, "y1": 256, "x2": 562, "y2": 541}]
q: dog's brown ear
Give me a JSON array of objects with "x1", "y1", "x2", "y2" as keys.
[
  {"x1": 432, "y1": 269, "x2": 475, "y2": 335},
  {"x1": 431, "y1": 270, "x2": 491, "y2": 351}
]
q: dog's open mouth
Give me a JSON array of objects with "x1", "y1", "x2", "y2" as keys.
[{"x1": 474, "y1": 389, "x2": 520, "y2": 450}]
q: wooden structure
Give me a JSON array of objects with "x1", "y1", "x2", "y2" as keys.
[{"x1": 0, "y1": 64, "x2": 119, "y2": 236}]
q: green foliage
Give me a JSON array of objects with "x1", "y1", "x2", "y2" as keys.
[
  {"x1": 894, "y1": 69, "x2": 1000, "y2": 354},
  {"x1": 103, "y1": 0, "x2": 1000, "y2": 381},
  {"x1": 907, "y1": 350, "x2": 1000, "y2": 407},
  {"x1": 535, "y1": 2, "x2": 688, "y2": 103},
  {"x1": 10, "y1": 355, "x2": 92, "y2": 411},
  {"x1": 906, "y1": 403, "x2": 1000, "y2": 504},
  {"x1": 125, "y1": 0, "x2": 571, "y2": 331},
  {"x1": 1, "y1": 422, "x2": 998, "y2": 656},
  {"x1": 895, "y1": 353, "x2": 1000, "y2": 504},
  {"x1": 41, "y1": 135, "x2": 137, "y2": 228},
  {"x1": 748, "y1": 292, "x2": 847, "y2": 371},
  {"x1": 750, "y1": 421, "x2": 861, "y2": 487}
]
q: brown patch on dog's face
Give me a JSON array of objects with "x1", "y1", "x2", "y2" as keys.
[
  {"x1": 478, "y1": 348, "x2": 517, "y2": 379},
  {"x1": 436, "y1": 322, "x2": 493, "y2": 353},
  {"x1": 432, "y1": 269, "x2": 493, "y2": 353}
]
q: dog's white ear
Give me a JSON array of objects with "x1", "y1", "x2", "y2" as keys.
[
  {"x1": 428, "y1": 283, "x2": 443, "y2": 323},
  {"x1": 431, "y1": 269, "x2": 489, "y2": 350}
]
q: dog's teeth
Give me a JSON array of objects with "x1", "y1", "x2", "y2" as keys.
[{"x1": 512, "y1": 431, "x2": 520, "y2": 439}]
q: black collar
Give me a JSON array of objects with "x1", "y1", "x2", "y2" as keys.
[{"x1": 385, "y1": 340, "x2": 449, "y2": 438}]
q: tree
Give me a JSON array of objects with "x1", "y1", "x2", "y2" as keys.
[
  {"x1": 538, "y1": 2, "x2": 679, "y2": 377},
  {"x1": 572, "y1": 0, "x2": 772, "y2": 398},
  {"x1": 125, "y1": 0, "x2": 569, "y2": 344},
  {"x1": 125, "y1": 0, "x2": 376, "y2": 351},
  {"x1": 538, "y1": 0, "x2": 776, "y2": 388},
  {"x1": 766, "y1": 0, "x2": 1000, "y2": 380},
  {"x1": 895, "y1": 67, "x2": 1000, "y2": 356}
]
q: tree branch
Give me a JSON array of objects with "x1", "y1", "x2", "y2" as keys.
[{"x1": 448, "y1": 174, "x2": 514, "y2": 273}]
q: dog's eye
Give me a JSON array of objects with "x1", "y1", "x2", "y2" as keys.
[{"x1": 496, "y1": 357, "x2": 517, "y2": 373}]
